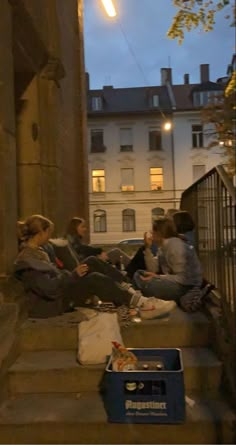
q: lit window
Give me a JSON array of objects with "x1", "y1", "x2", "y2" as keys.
[
  {"x1": 121, "y1": 168, "x2": 134, "y2": 191},
  {"x1": 94, "y1": 209, "x2": 106, "y2": 232},
  {"x1": 152, "y1": 207, "x2": 164, "y2": 221},
  {"x1": 92, "y1": 169, "x2": 105, "y2": 192},
  {"x1": 192, "y1": 125, "x2": 203, "y2": 148},
  {"x1": 192, "y1": 165, "x2": 206, "y2": 182},
  {"x1": 120, "y1": 128, "x2": 133, "y2": 152},
  {"x1": 91, "y1": 96, "x2": 102, "y2": 111},
  {"x1": 122, "y1": 209, "x2": 136, "y2": 232},
  {"x1": 150, "y1": 167, "x2": 163, "y2": 191},
  {"x1": 149, "y1": 129, "x2": 162, "y2": 151},
  {"x1": 91, "y1": 129, "x2": 105, "y2": 153}
]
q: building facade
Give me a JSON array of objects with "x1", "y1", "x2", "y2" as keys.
[
  {"x1": 87, "y1": 65, "x2": 225, "y2": 244},
  {"x1": 0, "y1": 0, "x2": 88, "y2": 276}
]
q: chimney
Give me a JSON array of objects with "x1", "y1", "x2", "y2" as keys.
[
  {"x1": 85, "y1": 72, "x2": 90, "y2": 90},
  {"x1": 200, "y1": 64, "x2": 209, "y2": 83},
  {"x1": 161, "y1": 68, "x2": 172, "y2": 85},
  {"x1": 184, "y1": 73, "x2": 189, "y2": 84}
]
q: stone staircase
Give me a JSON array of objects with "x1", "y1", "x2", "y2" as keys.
[{"x1": 0, "y1": 308, "x2": 235, "y2": 444}]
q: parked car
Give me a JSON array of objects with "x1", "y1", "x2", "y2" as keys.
[{"x1": 118, "y1": 238, "x2": 144, "y2": 245}]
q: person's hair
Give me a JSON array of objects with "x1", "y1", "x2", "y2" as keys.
[
  {"x1": 173, "y1": 211, "x2": 195, "y2": 234},
  {"x1": 17, "y1": 215, "x2": 53, "y2": 242},
  {"x1": 152, "y1": 217, "x2": 178, "y2": 239},
  {"x1": 66, "y1": 217, "x2": 85, "y2": 237}
]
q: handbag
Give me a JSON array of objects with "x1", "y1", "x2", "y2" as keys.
[{"x1": 77, "y1": 311, "x2": 123, "y2": 365}]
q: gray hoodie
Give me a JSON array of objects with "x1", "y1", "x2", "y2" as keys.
[{"x1": 144, "y1": 237, "x2": 202, "y2": 287}]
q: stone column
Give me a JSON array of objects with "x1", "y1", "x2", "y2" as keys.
[{"x1": 0, "y1": 0, "x2": 18, "y2": 276}]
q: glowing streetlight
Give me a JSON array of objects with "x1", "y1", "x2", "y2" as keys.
[
  {"x1": 101, "y1": 0, "x2": 117, "y2": 17},
  {"x1": 164, "y1": 121, "x2": 172, "y2": 131}
]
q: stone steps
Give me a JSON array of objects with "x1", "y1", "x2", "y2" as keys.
[
  {"x1": 8, "y1": 348, "x2": 222, "y2": 394},
  {"x1": 20, "y1": 307, "x2": 211, "y2": 351},
  {"x1": 0, "y1": 392, "x2": 235, "y2": 444}
]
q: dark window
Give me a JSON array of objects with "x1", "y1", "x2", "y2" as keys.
[
  {"x1": 149, "y1": 130, "x2": 162, "y2": 151},
  {"x1": 94, "y1": 209, "x2": 106, "y2": 232},
  {"x1": 91, "y1": 130, "x2": 106, "y2": 153},
  {"x1": 122, "y1": 209, "x2": 136, "y2": 232},
  {"x1": 192, "y1": 125, "x2": 203, "y2": 148},
  {"x1": 152, "y1": 207, "x2": 164, "y2": 221}
]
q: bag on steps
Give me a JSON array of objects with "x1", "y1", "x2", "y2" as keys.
[{"x1": 77, "y1": 311, "x2": 123, "y2": 365}]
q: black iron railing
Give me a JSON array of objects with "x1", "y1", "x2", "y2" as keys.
[{"x1": 181, "y1": 165, "x2": 236, "y2": 397}]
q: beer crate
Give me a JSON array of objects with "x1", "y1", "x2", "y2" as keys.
[{"x1": 102, "y1": 348, "x2": 185, "y2": 423}]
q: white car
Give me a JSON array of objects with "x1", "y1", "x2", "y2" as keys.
[{"x1": 118, "y1": 238, "x2": 144, "y2": 245}]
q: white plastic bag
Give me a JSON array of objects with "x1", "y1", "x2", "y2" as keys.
[{"x1": 77, "y1": 312, "x2": 123, "y2": 365}]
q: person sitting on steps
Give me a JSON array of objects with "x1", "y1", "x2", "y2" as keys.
[
  {"x1": 134, "y1": 217, "x2": 203, "y2": 304},
  {"x1": 14, "y1": 214, "x2": 176, "y2": 319}
]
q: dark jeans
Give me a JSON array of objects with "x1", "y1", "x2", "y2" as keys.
[
  {"x1": 83, "y1": 256, "x2": 126, "y2": 283},
  {"x1": 63, "y1": 271, "x2": 132, "y2": 308}
]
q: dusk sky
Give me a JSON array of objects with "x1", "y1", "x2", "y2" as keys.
[{"x1": 84, "y1": 0, "x2": 235, "y2": 89}]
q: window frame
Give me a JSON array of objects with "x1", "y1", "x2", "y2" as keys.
[
  {"x1": 92, "y1": 169, "x2": 105, "y2": 193},
  {"x1": 120, "y1": 128, "x2": 133, "y2": 152},
  {"x1": 192, "y1": 124, "x2": 203, "y2": 148},
  {"x1": 149, "y1": 128, "x2": 162, "y2": 151},
  {"x1": 120, "y1": 168, "x2": 134, "y2": 192},
  {"x1": 150, "y1": 167, "x2": 164, "y2": 191},
  {"x1": 122, "y1": 208, "x2": 136, "y2": 232},
  {"x1": 93, "y1": 209, "x2": 107, "y2": 233}
]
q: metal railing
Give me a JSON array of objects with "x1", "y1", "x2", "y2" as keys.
[{"x1": 181, "y1": 165, "x2": 236, "y2": 398}]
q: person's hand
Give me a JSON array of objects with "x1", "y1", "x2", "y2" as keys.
[
  {"x1": 140, "y1": 271, "x2": 158, "y2": 281},
  {"x1": 144, "y1": 231, "x2": 153, "y2": 248},
  {"x1": 75, "y1": 263, "x2": 89, "y2": 277},
  {"x1": 98, "y1": 251, "x2": 109, "y2": 262}
]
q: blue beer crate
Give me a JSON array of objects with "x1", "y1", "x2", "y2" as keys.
[{"x1": 102, "y1": 348, "x2": 185, "y2": 424}]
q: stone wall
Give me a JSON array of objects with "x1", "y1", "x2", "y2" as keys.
[{"x1": 0, "y1": 0, "x2": 88, "y2": 277}]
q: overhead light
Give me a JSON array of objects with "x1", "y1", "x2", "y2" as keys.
[
  {"x1": 219, "y1": 141, "x2": 224, "y2": 146},
  {"x1": 101, "y1": 0, "x2": 117, "y2": 17},
  {"x1": 164, "y1": 121, "x2": 172, "y2": 131}
]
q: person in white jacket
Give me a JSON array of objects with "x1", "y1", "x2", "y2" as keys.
[{"x1": 133, "y1": 217, "x2": 202, "y2": 302}]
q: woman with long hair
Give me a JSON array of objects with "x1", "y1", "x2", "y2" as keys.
[
  {"x1": 134, "y1": 217, "x2": 202, "y2": 303},
  {"x1": 15, "y1": 214, "x2": 176, "y2": 319}
]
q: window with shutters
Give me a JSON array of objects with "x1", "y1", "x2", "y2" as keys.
[
  {"x1": 149, "y1": 129, "x2": 162, "y2": 151},
  {"x1": 120, "y1": 128, "x2": 133, "y2": 152},
  {"x1": 121, "y1": 168, "x2": 134, "y2": 191},
  {"x1": 92, "y1": 169, "x2": 105, "y2": 192},
  {"x1": 122, "y1": 209, "x2": 136, "y2": 232},
  {"x1": 150, "y1": 167, "x2": 163, "y2": 190}
]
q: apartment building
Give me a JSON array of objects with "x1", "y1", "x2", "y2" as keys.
[{"x1": 87, "y1": 65, "x2": 224, "y2": 244}]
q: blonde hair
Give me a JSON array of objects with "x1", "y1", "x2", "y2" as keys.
[
  {"x1": 17, "y1": 215, "x2": 53, "y2": 243},
  {"x1": 153, "y1": 217, "x2": 178, "y2": 239}
]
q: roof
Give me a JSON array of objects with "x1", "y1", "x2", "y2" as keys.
[
  {"x1": 88, "y1": 81, "x2": 224, "y2": 115},
  {"x1": 88, "y1": 86, "x2": 172, "y2": 116}
]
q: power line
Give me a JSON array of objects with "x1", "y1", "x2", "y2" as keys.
[{"x1": 116, "y1": 19, "x2": 168, "y2": 120}]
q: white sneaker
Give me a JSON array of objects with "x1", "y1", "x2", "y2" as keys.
[{"x1": 139, "y1": 297, "x2": 176, "y2": 320}]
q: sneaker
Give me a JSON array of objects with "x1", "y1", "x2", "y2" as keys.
[{"x1": 139, "y1": 297, "x2": 176, "y2": 320}]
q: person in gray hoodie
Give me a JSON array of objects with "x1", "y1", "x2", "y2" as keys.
[
  {"x1": 14, "y1": 215, "x2": 176, "y2": 319},
  {"x1": 133, "y1": 217, "x2": 202, "y2": 302}
]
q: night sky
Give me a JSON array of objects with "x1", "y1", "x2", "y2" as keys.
[{"x1": 84, "y1": 0, "x2": 235, "y2": 89}]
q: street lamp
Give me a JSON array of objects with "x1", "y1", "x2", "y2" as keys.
[{"x1": 101, "y1": 0, "x2": 117, "y2": 17}]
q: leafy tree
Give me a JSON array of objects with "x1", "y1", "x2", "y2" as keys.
[
  {"x1": 202, "y1": 88, "x2": 236, "y2": 176},
  {"x1": 168, "y1": 0, "x2": 235, "y2": 44}
]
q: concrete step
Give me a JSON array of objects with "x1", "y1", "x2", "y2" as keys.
[
  {"x1": 20, "y1": 307, "x2": 211, "y2": 351},
  {"x1": 8, "y1": 348, "x2": 222, "y2": 395},
  {"x1": 0, "y1": 392, "x2": 235, "y2": 444}
]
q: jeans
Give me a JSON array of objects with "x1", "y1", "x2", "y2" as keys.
[
  {"x1": 83, "y1": 256, "x2": 125, "y2": 283},
  {"x1": 133, "y1": 270, "x2": 192, "y2": 302},
  {"x1": 64, "y1": 272, "x2": 132, "y2": 308}
]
